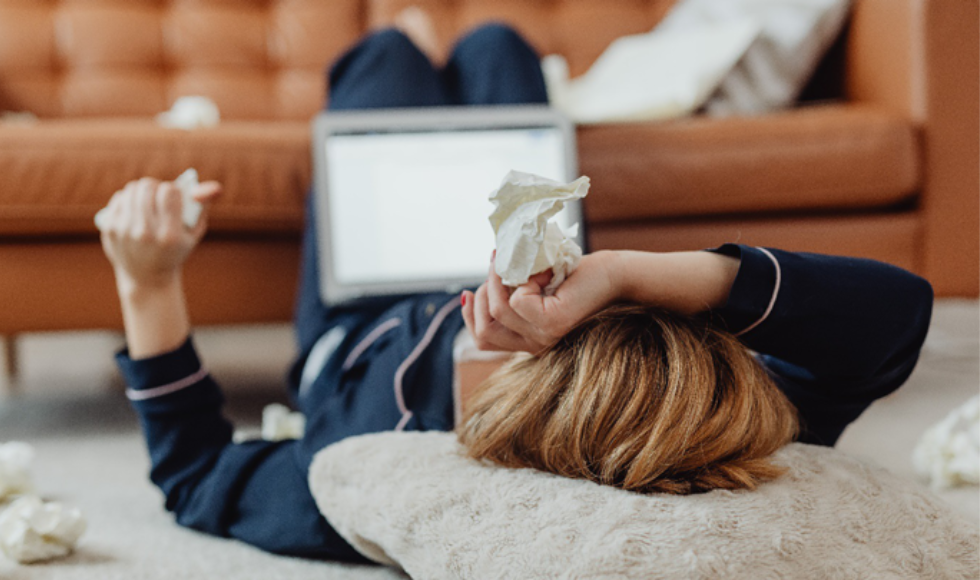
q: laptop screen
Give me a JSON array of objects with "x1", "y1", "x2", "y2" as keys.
[{"x1": 326, "y1": 127, "x2": 569, "y2": 286}]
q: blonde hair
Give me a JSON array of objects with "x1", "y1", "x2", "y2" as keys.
[{"x1": 457, "y1": 304, "x2": 799, "y2": 495}]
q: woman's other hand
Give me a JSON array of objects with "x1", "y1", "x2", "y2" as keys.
[
  {"x1": 460, "y1": 248, "x2": 741, "y2": 355},
  {"x1": 461, "y1": 250, "x2": 623, "y2": 354},
  {"x1": 100, "y1": 177, "x2": 222, "y2": 292}
]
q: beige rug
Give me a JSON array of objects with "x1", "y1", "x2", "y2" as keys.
[{"x1": 0, "y1": 300, "x2": 976, "y2": 578}]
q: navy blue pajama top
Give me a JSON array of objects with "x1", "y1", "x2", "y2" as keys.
[{"x1": 115, "y1": 244, "x2": 934, "y2": 562}]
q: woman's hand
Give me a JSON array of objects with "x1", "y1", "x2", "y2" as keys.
[
  {"x1": 461, "y1": 250, "x2": 624, "y2": 354},
  {"x1": 460, "y1": 249, "x2": 741, "y2": 355},
  {"x1": 99, "y1": 176, "x2": 221, "y2": 359},
  {"x1": 99, "y1": 177, "x2": 222, "y2": 292}
]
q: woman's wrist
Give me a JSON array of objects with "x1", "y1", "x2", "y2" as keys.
[
  {"x1": 116, "y1": 272, "x2": 191, "y2": 360},
  {"x1": 114, "y1": 269, "x2": 181, "y2": 300}
]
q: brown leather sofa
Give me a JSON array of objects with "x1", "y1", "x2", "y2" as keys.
[{"x1": 0, "y1": 0, "x2": 976, "y2": 351}]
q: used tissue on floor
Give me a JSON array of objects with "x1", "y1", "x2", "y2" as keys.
[
  {"x1": 0, "y1": 496, "x2": 86, "y2": 564},
  {"x1": 261, "y1": 404, "x2": 306, "y2": 441},
  {"x1": 0, "y1": 442, "x2": 34, "y2": 501},
  {"x1": 489, "y1": 171, "x2": 590, "y2": 294},
  {"x1": 913, "y1": 395, "x2": 980, "y2": 490}
]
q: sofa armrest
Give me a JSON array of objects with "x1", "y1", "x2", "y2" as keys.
[
  {"x1": 920, "y1": 0, "x2": 979, "y2": 296},
  {"x1": 846, "y1": 0, "x2": 979, "y2": 296}
]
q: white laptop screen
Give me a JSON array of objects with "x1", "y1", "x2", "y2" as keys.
[{"x1": 326, "y1": 127, "x2": 568, "y2": 286}]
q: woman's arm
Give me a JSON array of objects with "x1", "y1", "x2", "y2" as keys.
[
  {"x1": 705, "y1": 244, "x2": 934, "y2": 444},
  {"x1": 118, "y1": 340, "x2": 363, "y2": 559},
  {"x1": 462, "y1": 244, "x2": 933, "y2": 445},
  {"x1": 460, "y1": 249, "x2": 739, "y2": 353},
  {"x1": 99, "y1": 177, "x2": 366, "y2": 560},
  {"x1": 99, "y1": 177, "x2": 218, "y2": 358}
]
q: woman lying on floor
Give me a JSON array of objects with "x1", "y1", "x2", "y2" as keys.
[{"x1": 97, "y1": 23, "x2": 934, "y2": 562}]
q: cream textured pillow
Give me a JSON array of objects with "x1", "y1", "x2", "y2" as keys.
[
  {"x1": 657, "y1": 0, "x2": 852, "y2": 115},
  {"x1": 310, "y1": 432, "x2": 979, "y2": 580},
  {"x1": 542, "y1": 19, "x2": 759, "y2": 124}
]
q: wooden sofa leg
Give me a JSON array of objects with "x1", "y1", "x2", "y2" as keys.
[{"x1": 2, "y1": 335, "x2": 18, "y2": 394}]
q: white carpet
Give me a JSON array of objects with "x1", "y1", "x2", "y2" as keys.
[{"x1": 0, "y1": 301, "x2": 976, "y2": 578}]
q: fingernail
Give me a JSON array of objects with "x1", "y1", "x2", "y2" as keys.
[
  {"x1": 460, "y1": 292, "x2": 467, "y2": 307},
  {"x1": 491, "y1": 249, "x2": 496, "y2": 262}
]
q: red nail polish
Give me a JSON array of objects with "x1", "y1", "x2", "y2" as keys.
[{"x1": 461, "y1": 293, "x2": 467, "y2": 307}]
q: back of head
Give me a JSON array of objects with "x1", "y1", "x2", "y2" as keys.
[{"x1": 457, "y1": 304, "x2": 799, "y2": 494}]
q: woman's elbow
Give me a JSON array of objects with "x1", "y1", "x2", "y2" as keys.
[
  {"x1": 860, "y1": 272, "x2": 933, "y2": 385},
  {"x1": 900, "y1": 273, "x2": 934, "y2": 346}
]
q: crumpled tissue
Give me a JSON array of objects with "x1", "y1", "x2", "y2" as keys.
[
  {"x1": 0, "y1": 442, "x2": 34, "y2": 501},
  {"x1": 0, "y1": 496, "x2": 86, "y2": 564},
  {"x1": 489, "y1": 170, "x2": 590, "y2": 294},
  {"x1": 261, "y1": 403, "x2": 306, "y2": 441},
  {"x1": 156, "y1": 96, "x2": 220, "y2": 129},
  {"x1": 94, "y1": 168, "x2": 203, "y2": 231},
  {"x1": 912, "y1": 395, "x2": 980, "y2": 490}
]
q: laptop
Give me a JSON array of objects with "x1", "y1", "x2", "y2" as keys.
[{"x1": 312, "y1": 105, "x2": 582, "y2": 305}]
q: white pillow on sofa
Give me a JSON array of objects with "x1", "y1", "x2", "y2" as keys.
[
  {"x1": 657, "y1": 0, "x2": 852, "y2": 115},
  {"x1": 310, "y1": 432, "x2": 979, "y2": 580}
]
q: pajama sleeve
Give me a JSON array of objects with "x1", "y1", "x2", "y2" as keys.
[
  {"x1": 708, "y1": 244, "x2": 934, "y2": 446},
  {"x1": 116, "y1": 338, "x2": 366, "y2": 562}
]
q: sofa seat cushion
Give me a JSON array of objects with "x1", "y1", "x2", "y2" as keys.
[
  {"x1": 580, "y1": 104, "x2": 920, "y2": 222},
  {"x1": 0, "y1": 119, "x2": 310, "y2": 236},
  {"x1": 0, "y1": 104, "x2": 918, "y2": 237}
]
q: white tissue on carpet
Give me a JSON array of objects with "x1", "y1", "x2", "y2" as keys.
[
  {"x1": 261, "y1": 403, "x2": 306, "y2": 441},
  {"x1": 0, "y1": 496, "x2": 86, "y2": 564},
  {"x1": 157, "y1": 96, "x2": 220, "y2": 130},
  {"x1": 913, "y1": 395, "x2": 980, "y2": 490},
  {"x1": 0, "y1": 442, "x2": 33, "y2": 501},
  {"x1": 488, "y1": 170, "x2": 589, "y2": 293}
]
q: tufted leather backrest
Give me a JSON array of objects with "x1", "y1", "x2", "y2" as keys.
[
  {"x1": 367, "y1": 0, "x2": 676, "y2": 78},
  {"x1": 0, "y1": 0, "x2": 364, "y2": 120},
  {"x1": 0, "y1": 0, "x2": 680, "y2": 120}
]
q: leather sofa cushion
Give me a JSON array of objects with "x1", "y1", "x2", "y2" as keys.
[
  {"x1": 0, "y1": 120, "x2": 310, "y2": 236},
  {"x1": 580, "y1": 104, "x2": 919, "y2": 222},
  {"x1": 0, "y1": 0, "x2": 360, "y2": 120},
  {"x1": 0, "y1": 104, "x2": 918, "y2": 237}
]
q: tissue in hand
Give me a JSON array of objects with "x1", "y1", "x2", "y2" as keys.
[
  {"x1": 94, "y1": 168, "x2": 203, "y2": 231},
  {"x1": 0, "y1": 442, "x2": 34, "y2": 501},
  {"x1": 0, "y1": 496, "x2": 86, "y2": 564},
  {"x1": 489, "y1": 170, "x2": 590, "y2": 294}
]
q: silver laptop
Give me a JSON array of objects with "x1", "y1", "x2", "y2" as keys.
[{"x1": 312, "y1": 105, "x2": 582, "y2": 305}]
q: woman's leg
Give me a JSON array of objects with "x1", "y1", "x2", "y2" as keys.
[
  {"x1": 328, "y1": 29, "x2": 451, "y2": 110},
  {"x1": 443, "y1": 24, "x2": 549, "y2": 106},
  {"x1": 295, "y1": 30, "x2": 453, "y2": 355}
]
